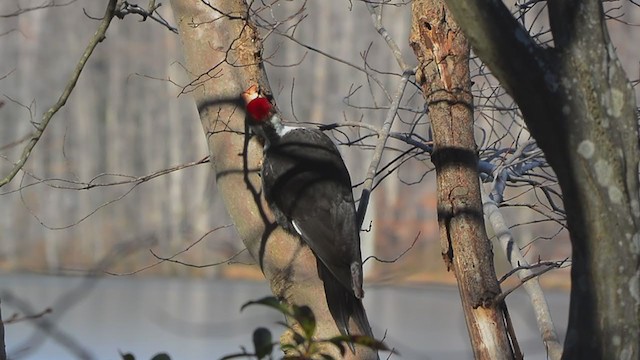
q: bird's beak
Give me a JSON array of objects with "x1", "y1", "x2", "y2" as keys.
[{"x1": 242, "y1": 85, "x2": 259, "y2": 105}]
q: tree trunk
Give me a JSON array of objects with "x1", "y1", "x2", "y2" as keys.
[
  {"x1": 547, "y1": 3, "x2": 640, "y2": 358},
  {"x1": 169, "y1": 1, "x2": 376, "y2": 358},
  {"x1": 443, "y1": 0, "x2": 640, "y2": 358},
  {"x1": 410, "y1": 1, "x2": 514, "y2": 359}
]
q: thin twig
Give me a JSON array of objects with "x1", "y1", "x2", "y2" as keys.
[
  {"x1": 2, "y1": 308, "x2": 53, "y2": 325},
  {"x1": 498, "y1": 259, "x2": 570, "y2": 283},
  {"x1": 364, "y1": 2, "x2": 408, "y2": 70},
  {"x1": 0, "y1": 0, "x2": 76, "y2": 18},
  {"x1": 494, "y1": 260, "x2": 568, "y2": 304},
  {"x1": 104, "y1": 225, "x2": 243, "y2": 275},
  {"x1": 113, "y1": 1, "x2": 178, "y2": 34},
  {"x1": 1, "y1": 156, "x2": 209, "y2": 195},
  {"x1": 364, "y1": 232, "x2": 420, "y2": 264}
]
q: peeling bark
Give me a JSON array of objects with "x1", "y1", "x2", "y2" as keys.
[{"x1": 410, "y1": 1, "x2": 514, "y2": 359}]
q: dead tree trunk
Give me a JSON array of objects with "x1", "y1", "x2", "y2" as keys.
[{"x1": 410, "y1": 1, "x2": 515, "y2": 359}]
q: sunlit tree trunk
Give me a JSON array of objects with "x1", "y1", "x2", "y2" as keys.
[{"x1": 169, "y1": 1, "x2": 376, "y2": 358}]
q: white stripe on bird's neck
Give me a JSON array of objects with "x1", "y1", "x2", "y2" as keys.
[{"x1": 260, "y1": 114, "x2": 299, "y2": 150}]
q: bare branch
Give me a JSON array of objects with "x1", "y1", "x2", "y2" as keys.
[
  {"x1": 1, "y1": 156, "x2": 209, "y2": 194},
  {"x1": 364, "y1": 1, "x2": 409, "y2": 71},
  {"x1": 495, "y1": 259, "x2": 569, "y2": 303},
  {"x1": 4, "y1": 157, "x2": 209, "y2": 230},
  {"x1": 2, "y1": 308, "x2": 52, "y2": 325},
  {"x1": 482, "y1": 189, "x2": 564, "y2": 360},
  {"x1": 113, "y1": 1, "x2": 179, "y2": 34},
  {"x1": 363, "y1": 232, "x2": 420, "y2": 264},
  {"x1": 356, "y1": 69, "x2": 412, "y2": 226},
  {"x1": 498, "y1": 258, "x2": 570, "y2": 284},
  {"x1": 270, "y1": 30, "x2": 393, "y2": 101},
  {"x1": 104, "y1": 225, "x2": 245, "y2": 275},
  {"x1": 0, "y1": 0, "x2": 118, "y2": 189}
]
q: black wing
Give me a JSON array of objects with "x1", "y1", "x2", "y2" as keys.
[{"x1": 261, "y1": 128, "x2": 363, "y2": 297}]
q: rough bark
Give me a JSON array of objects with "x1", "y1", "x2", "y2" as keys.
[
  {"x1": 169, "y1": 1, "x2": 376, "y2": 358},
  {"x1": 444, "y1": 0, "x2": 640, "y2": 358},
  {"x1": 410, "y1": 1, "x2": 514, "y2": 359}
]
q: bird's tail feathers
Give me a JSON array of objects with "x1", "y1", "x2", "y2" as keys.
[{"x1": 318, "y1": 262, "x2": 373, "y2": 342}]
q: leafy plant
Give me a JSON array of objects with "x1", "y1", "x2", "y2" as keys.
[{"x1": 221, "y1": 296, "x2": 396, "y2": 360}]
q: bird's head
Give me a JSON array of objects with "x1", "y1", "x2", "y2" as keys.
[
  {"x1": 242, "y1": 85, "x2": 285, "y2": 147},
  {"x1": 242, "y1": 85, "x2": 274, "y2": 124}
]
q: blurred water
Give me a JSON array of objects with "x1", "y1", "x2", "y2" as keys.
[{"x1": 1, "y1": 274, "x2": 568, "y2": 360}]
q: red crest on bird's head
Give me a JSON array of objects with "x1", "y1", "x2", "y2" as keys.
[{"x1": 242, "y1": 85, "x2": 273, "y2": 122}]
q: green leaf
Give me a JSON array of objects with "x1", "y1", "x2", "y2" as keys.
[
  {"x1": 241, "y1": 296, "x2": 292, "y2": 317},
  {"x1": 119, "y1": 351, "x2": 136, "y2": 360},
  {"x1": 326, "y1": 335, "x2": 398, "y2": 355},
  {"x1": 291, "y1": 305, "x2": 316, "y2": 339},
  {"x1": 281, "y1": 343, "x2": 297, "y2": 352},
  {"x1": 318, "y1": 354, "x2": 335, "y2": 360},
  {"x1": 252, "y1": 327, "x2": 274, "y2": 359}
]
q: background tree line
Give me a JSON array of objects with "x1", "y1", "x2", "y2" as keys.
[{"x1": 1, "y1": 0, "x2": 639, "y2": 359}]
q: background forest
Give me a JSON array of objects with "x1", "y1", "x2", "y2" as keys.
[
  {"x1": 1, "y1": 0, "x2": 616, "y2": 285},
  {"x1": 2, "y1": 0, "x2": 640, "y2": 359}
]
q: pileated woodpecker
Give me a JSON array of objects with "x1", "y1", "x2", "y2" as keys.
[{"x1": 241, "y1": 85, "x2": 372, "y2": 341}]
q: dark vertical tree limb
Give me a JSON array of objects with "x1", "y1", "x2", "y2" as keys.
[
  {"x1": 410, "y1": 2, "x2": 515, "y2": 359},
  {"x1": 0, "y1": 299, "x2": 6, "y2": 360},
  {"x1": 168, "y1": 1, "x2": 376, "y2": 358},
  {"x1": 445, "y1": 0, "x2": 640, "y2": 358}
]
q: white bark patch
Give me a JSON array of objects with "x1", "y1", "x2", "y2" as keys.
[
  {"x1": 577, "y1": 140, "x2": 595, "y2": 159},
  {"x1": 611, "y1": 89, "x2": 624, "y2": 118},
  {"x1": 594, "y1": 159, "x2": 613, "y2": 185},
  {"x1": 629, "y1": 270, "x2": 640, "y2": 305},
  {"x1": 631, "y1": 232, "x2": 640, "y2": 255},
  {"x1": 631, "y1": 199, "x2": 640, "y2": 218},
  {"x1": 609, "y1": 186, "x2": 623, "y2": 204},
  {"x1": 612, "y1": 335, "x2": 621, "y2": 346}
]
